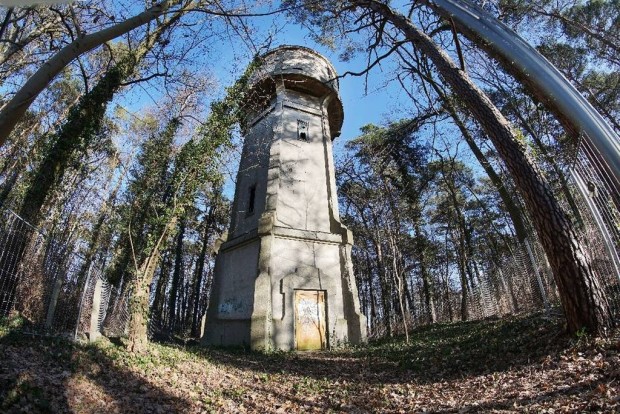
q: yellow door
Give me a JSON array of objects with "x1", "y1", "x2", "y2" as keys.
[{"x1": 295, "y1": 290, "x2": 326, "y2": 350}]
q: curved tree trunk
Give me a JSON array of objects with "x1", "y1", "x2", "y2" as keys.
[
  {"x1": 17, "y1": 9, "x2": 182, "y2": 229},
  {"x1": 0, "y1": 14, "x2": 186, "y2": 316},
  {"x1": 355, "y1": 0, "x2": 613, "y2": 334},
  {"x1": 441, "y1": 97, "x2": 529, "y2": 241}
]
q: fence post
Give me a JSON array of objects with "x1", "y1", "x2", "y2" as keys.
[
  {"x1": 73, "y1": 264, "x2": 92, "y2": 340},
  {"x1": 89, "y1": 276, "x2": 103, "y2": 342},
  {"x1": 44, "y1": 276, "x2": 63, "y2": 330},
  {"x1": 200, "y1": 314, "x2": 207, "y2": 338},
  {"x1": 524, "y1": 238, "x2": 550, "y2": 311}
]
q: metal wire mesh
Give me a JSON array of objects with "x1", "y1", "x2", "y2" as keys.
[
  {"x1": 360, "y1": 138, "x2": 620, "y2": 336},
  {"x1": 0, "y1": 208, "x2": 85, "y2": 336},
  {"x1": 0, "y1": 206, "x2": 131, "y2": 340},
  {"x1": 74, "y1": 267, "x2": 113, "y2": 340},
  {"x1": 2, "y1": 132, "x2": 620, "y2": 342},
  {"x1": 571, "y1": 139, "x2": 620, "y2": 319},
  {"x1": 0, "y1": 209, "x2": 36, "y2": 319},
  {"x1": 101, "y1": 287, "x2": 130, "y2": 338}
]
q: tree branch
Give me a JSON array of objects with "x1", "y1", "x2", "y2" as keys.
[
  {"x1": 449, "y1": 17, "x2": 465, "y2": 71},
  {"x1": 338, "y1": 41, "x2": 404, "y2": 79},
  {"x1": 0, "y1": 0, "x2": 182, "y2": 148},
  {"x1": 0, "y1": 7, "x2": 13, "y2": 42},
  {"x1": 120, "y1": 71, "x2": 168, "y2": 86}
]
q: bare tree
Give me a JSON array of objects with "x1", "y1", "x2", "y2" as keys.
[{"x1": 347, "y1": 0, "x2": 612, "y2": 335}]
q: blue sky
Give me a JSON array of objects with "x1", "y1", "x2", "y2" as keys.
[
  {"x1": 113, "y1": 8, "x2": 414, "y2": 195},
  {"x1": 208, "y1": 13, "x2": 412, "y2": 153},
  {"x1": 184, "y1": 12, "x2": 416, "y2": 198}
]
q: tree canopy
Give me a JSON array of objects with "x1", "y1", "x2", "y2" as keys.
[{"x1": 0, "y1": 0, "x2": 618, "y2": 349}]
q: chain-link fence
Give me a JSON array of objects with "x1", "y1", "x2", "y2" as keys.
[
  {"x1": 2, "y1": 137, "x2": 620, "y2": 342},
  {"x1": 366, "y1": 176, "x2": 620, "y2": 338},
  {"x1": 0, "y1": 207, "x2": 130, "y2": 340},
  {"x1": 366, "y1": 135, "x2": 620, "y2": 337},
  {"x1": 463, "y1": 237, "x2": 558, "y2": 321},
  {"x1": 381, "y1": 212, "x2": 618, "y2": 339},
  {"x1": 571, "y1": 138, "x2": 620, "y2": 319}
]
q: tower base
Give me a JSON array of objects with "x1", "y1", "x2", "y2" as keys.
[{"x1": 202, "y1": 214, "x2": 366, "y2": 351}]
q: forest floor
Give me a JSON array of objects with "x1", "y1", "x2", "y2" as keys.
[{"x1": 1, "y1": 311, "x2": 619, "y2": 413}]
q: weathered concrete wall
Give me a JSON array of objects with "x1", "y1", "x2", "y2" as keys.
[
  {"x1": 213, "y1": 240, "x2": 259, "y2": 319},
  {"x1": 201, "y1": 239, "x2": 259, "y2": 346},
  {"x1": 275, "y1": 91, "x2": 332, "y2": 233},
  {"x1": 270, "y1": 237, "x2": 345, "y2": 349},
  {"x1": 229, "y1": 115, "x2": 274, "y2": 238},
  {"x1": 203, "y1": 45, "x2": 366, "y2": 350}
]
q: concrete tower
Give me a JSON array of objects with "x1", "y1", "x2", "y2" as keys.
[{"x1": 202, "y1": 46, "x2": 366, "y2": 350}]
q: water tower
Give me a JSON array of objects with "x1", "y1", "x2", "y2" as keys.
[{"x1": 202, "y1": 46, "x2": 366, "y2": 350}]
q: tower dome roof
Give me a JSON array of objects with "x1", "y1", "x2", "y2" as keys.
[{"x1": 248, "y1": 45, "x2": 344, "y2": 137}]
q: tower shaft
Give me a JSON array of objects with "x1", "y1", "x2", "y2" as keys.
[{"x1": 203, "y1": 46, "x2": 366, "y2": 350}]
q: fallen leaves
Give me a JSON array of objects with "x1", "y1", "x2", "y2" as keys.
[{"x1": 0, "y1": 312, "x2": 619, "y2": 413}]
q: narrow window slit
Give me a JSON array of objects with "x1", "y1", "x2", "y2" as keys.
[
  {"x1": 298, "y1": 120, "x2": 309, "y2": 141},
  {"x1": 248, "y1": 185, "x2": 256, "y2": 215}
]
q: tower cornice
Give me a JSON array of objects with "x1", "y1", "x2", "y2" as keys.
[{"x1": 246, "y1": 45, "x2": 344, "y2": 138}]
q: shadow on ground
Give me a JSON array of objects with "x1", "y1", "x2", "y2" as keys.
[
  {"x1": 0, "y1": 328, "x2": 192, "y2": 413},
  {"x1": 198, "y1": 311, "x2": 572, "y2": 385},
  {"x1": 2, "y1": 311, "x2": 616, "y2": 413}
]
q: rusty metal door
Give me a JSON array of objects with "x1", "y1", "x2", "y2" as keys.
[{"x1": 294, "y1": 290, "x2": 326, "y2": 350}]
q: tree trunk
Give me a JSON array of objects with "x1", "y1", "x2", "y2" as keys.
[
  {"x1": 74, "y1": 165, "x2": 122, "y2": 286},
  {"x1": 3, "y1": 16, "x2": 182, "y2": 314},
  {"x1": 363, "y1": 249, "x2": 377, "y2": 334},
  {"x1": 0, "y1": 0, "x2": 182, "y2": 147},
  {"x1": 358, "y1": 0, "x2": 613, "y2": 335},
  {"x1": 152, "y1": 250, "x2": 173, "y2": 328},
  {"x1": 512, "y1": 109, "x2": 583, "y2": 225},
  {"x1": 388, "y1": 230, "x2": 409, "y2": 342},
  {"x1": 419, "y1": 256, "x2": 436, "y2": 323},
  {"x1": 167, "y1": 220, "x2": 185, "y2": 332},
  {"x1": 17, "y1": 65, "x2": 124, "y2": 228},
  {"x1": 127, "y1": 263, "x2": 152, "y2": 354},
  {"x1": 443, "y1": 226, "x2": 454, "y2": 321},
  {"x1": 453, "y1": 230, "x2": 469, "y2": 321},
  {"x1": 190, "y1": 206, "x2": 215, "y2": 337},
  {"x1": 17, "y1": 8, "x2": 182, "y2": 229},
  {"x1": 0, "y1": 167, "x2": 20, "y2": 207},
  {"x1": 444, "y1": 99, "x2": 529, "y2": 241},
  {"x1": 372, "y1": 230, "x2": 392, "y2": 335},
  {"x1": 441, "y1": 158, "x2": 471, "y2": 320},
  {"x1": 402, "y1": 59, "x2": 530, "y2": 242},
  {"x1": 127, "y1": 217, "x2": 177, "y2": 352}
]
